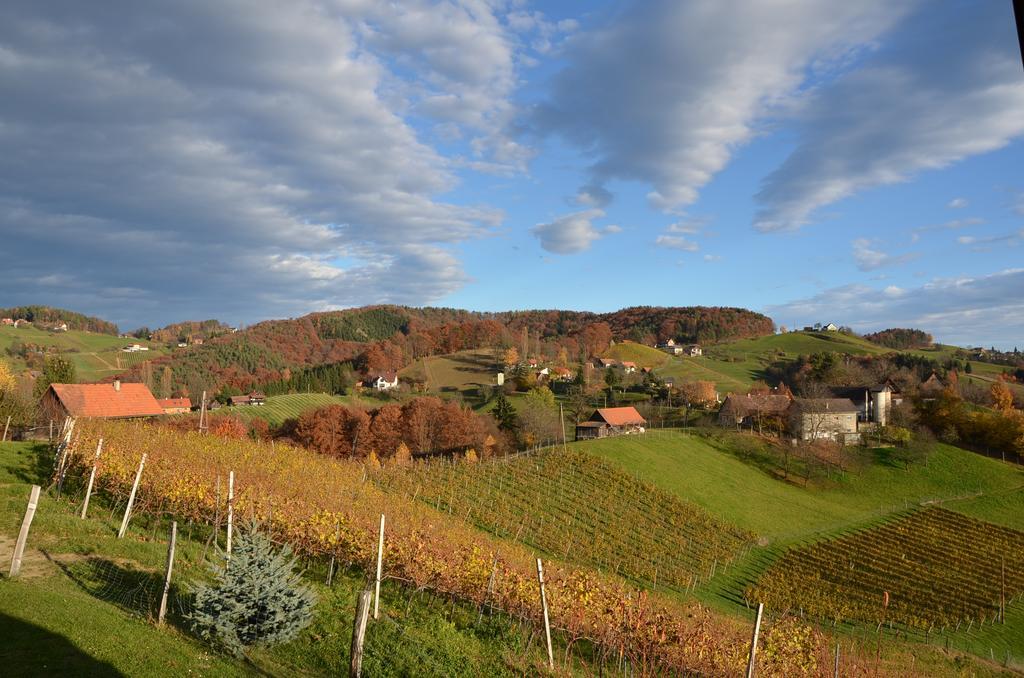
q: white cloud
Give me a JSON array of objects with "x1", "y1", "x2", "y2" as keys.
[
  {"x1": 852, "y1": 238, "x2": 915, "y2": 271},
  {"x1": 703, "y1": 254, "x2": 722, "y2": 262},
  {"x1": 947, "y1": 197, "x2": 968, "y2": 209},
  {"x1": 766, "y1": 268, "x2": 1024, "y2": 348},
  {"x1": 531, "y1": 209, "x2": 607, "y2": 254},
  {"x1": 655, "y1": 235, "x2": 699, "y2": 252},
  {"x1": 536, "y1": 0, "x2": 911, "y2": 212},
  {"x1": 0, "y1": 0, "x2": 519, "y2": 326},
  {"x1": 755, "y1": 3, "x2": 1024, "y2": 231}
]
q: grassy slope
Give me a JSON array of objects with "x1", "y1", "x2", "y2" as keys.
[
  {"x1": 401, "y1": 349, "x2": 498, "y2": 395},
  {"x1": 577, "y1": 431, "x2": 1024, "y2": 542},
  {"x1": 578, "y1": 431, "x2": 1024, "y2": 664},
  {"x1": 656, "y1": 331, "x2": 890, "y2": 393},
  {"x1": 603, "y1": 342, "x2": 668, "y2": 369},
  {"x1": 0, "y1": 325, "x2": 167, "y2": 382}
]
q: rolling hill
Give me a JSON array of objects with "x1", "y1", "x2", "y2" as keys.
[{"x1": 0, "y1": 324, "x2": 167, "y2": 382}]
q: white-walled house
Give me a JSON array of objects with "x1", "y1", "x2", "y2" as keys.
[{"x1": 373, "y1": 372, "x2": 399, "y2": 390}]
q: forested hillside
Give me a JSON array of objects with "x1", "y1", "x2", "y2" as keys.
[
  {"x1": 127, "y1": 305, "x2": 774, "y2": 397},
  {"x1": 0, "y1": 305, "x2": 118, "y2": 334}
]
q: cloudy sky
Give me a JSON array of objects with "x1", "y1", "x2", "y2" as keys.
[{"x1": 1, "y1": 1, "x2": 1022, "y2": 347}]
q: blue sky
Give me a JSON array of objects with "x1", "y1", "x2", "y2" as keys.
[{"x1": 1, "y1": 0, "x2": 1022, "y2": 347}]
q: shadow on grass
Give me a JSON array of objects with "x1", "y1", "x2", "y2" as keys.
[
  {"x1": 0, "y1": 611, "x2": 124, "y2": 676},
  {"x1": 7, "y1": 442, "x2": 56, "y2": 486}
]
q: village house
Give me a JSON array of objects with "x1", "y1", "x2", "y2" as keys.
[
  {"x1": 372, "y1": 372, "x2": 399, "y2": 391},
  {"x1": 658, "y1": 339, "x2": 684, "y2": 355},
  {"x1": 822, "y1": 323, "x2": 839, "y2": 332},
  {"x1": 620, "y1": 361, "x2": 637, "y2": 374},
  {"x1": 40, "y1": 380, "x2": 164, "y2": 420},
  {"x1": 685, "y1": 345, "x2": 702, "y2": 357},
  {"x1": 597, "y1": 358, "x2": 617, "y2": 369},
  {"x1": 526, "y1": 358, "x2": 539, "y2": 368},
  {"x1": 788, "y1": 398, "x2": 860, "y2": 444},
  {"x1": 122, "y1": 343, "x2": 149, "y2": 352},
  {"x1": 717, "y1": 393, "x2": 792, "y2": 429},
  {"x1": 228, "y1": 391, "x2": 266, "y2": 407},
  {"x1": 828, "y1": 383, "x2": 901, "y2": 427},
  {"x1": 157, "y1": 397, "x2": 192, "y2": 415},
  {"x1": 575, "y1": 406, "x2": 647, "y2": 440},
  {"x1": 1, "y1": 318, "x2": 12, "y2": 326},
  {"x1": 551, "y1": 367, "x2": 573, "y2": 381}
]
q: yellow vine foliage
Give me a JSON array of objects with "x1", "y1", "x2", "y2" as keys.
[
  {"x1": 67, "y1": 419, "x2": 823, "y2": 676},
  {"x1": 0, "y1": 358, "x2": 16, "y2": 395}
]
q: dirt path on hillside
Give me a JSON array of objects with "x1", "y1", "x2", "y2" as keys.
[{"x1": 88, "y1": 352, "x2": 118, "y2": 370}]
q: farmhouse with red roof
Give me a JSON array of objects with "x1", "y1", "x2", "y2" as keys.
[
  {"x1": 157, "y1": 397, "x2": 192, "y2": 415},
  {"x1": 41, "y1": 380, "x2": 164, "y2": 420}
]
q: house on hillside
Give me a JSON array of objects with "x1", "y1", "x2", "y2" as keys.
[
  {"x1": 828, "y1": 383, "x2": 901, "y2": 427},
  {"x1": 658, "y1": 339, "x2": 684, "y2": 355},
  {"x1": 575, "y1": 407, "x2": 647, "y2": 440},
  {"x1": 718, "y1": 393, "x2": 792, "y2": 429},
  {"x1": 597, "y1": 358, "x2": 617, "y2": 369},
  {"x1": 229, "y1": 392, "x2": 266, "y2": 407},
  {"x1": 685, "y1": 345, "x2": 702, "y2": 357},
  {"x1": 527, "y1": 358, "x2": 539, "y2": 368},
  {"x1": 13, "y1": 319, "x2": 30, "y2": 328},
  {"x1": 122, "y1": 343, "x2": 149, "y2": 352},
  {"x1": 551, "y1": 367, "x2": 573, "y2": 381},
  {"x1": 789, "y1": 398, "x2": 860, "y2": 444},
  {"x1": 157, "y1": 397, "x2": 192, "y2": 415},
  {"x1": 620, "y1": 361, "x2": 637, "y2": 374},
  {"x1": 822, "y1": 323, "x2": 839, "y2": 332},
  {"x1": 41, "y1": 380, "x2": 164, "y2": 420},
  {"x1": 372, "y1": 372, "x2": 399, "y2": 391},
  {"x1": 1, "y1": 318, "x2": 12, "y2": 326}
]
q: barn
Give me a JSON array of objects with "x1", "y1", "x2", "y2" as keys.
[{"x1": 575, "y1": 406, "x2": 647, "y2": 440}]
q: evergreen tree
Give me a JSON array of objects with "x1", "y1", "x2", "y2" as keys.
[
  {"x1": 965, "y1": 362, "x2": 972, "y2": 374},
  {"x1": 491, "y1": 393, "x2": 518, "y2": 432},
  {"x1": 187, "y1": 526, "x2": 316, "y2": 658}
]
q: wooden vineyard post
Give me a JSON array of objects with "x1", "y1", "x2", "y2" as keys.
[
  {"x1": 80, "y1": 438, "x2": 103, "y2": 519},
  {"x1": 833, "y1": 641, "x2": 840, "y2": 678},
  {"x1": 117, "y1": 453, "x2": 147, "y2": 538},
  {"x1": 158, "y1": 521, "x2": 177, "y2": 624},
  {"x1": 478, "y1": 558, "x2": 498, "y2": 624},
  {"x1": 746, "y1": 602, "x2": 764, "y2": 678},
  {"x1": 9, "y1": 485, "x2": 41, "y2": 577},
  {"x1": 536, "y1": 558, "x2": 554, "y2": 671},
  {"x1": 559, "y1": 404, "x2": 567, "y2": 453},
  {"x1": 198, "y1": 391, "x2": 207, "y2": 432},
  {"x1": 226, "y1": 470, "x2": 235, "y2": 558},
  {"x1": 2, "y1": 415, "x2": 10, "y2": 442},
  {"x1": 350, "y1": 588, "x2": 372, "y2": 678},
  {"x1": 373, "y1": 513, "x2": 385, "y2": 619},
  {"x1": 49, "y1": 420, "x2": 53, "y2": 442}
]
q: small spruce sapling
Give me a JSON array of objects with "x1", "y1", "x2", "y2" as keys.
[{"x1": 187, "y1": 523, "x2": 316, "y2": 657}]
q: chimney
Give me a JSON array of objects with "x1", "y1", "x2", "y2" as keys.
[{"x1": 113, "y1": 379, "x2": 120, "y2": 392}]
